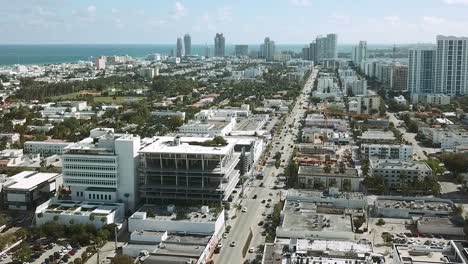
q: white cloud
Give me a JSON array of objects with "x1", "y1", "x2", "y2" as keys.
[
  {"x1": 384, "y1": 16, "x2": 401, "y2": 25},
  {"x1": 423, "y1": 16, "x2": 446, "y2": 25},
  {"x1": 173, "y1": 1, "x2": 187, "y2": 19},
  {"x1": 289, "y1": 0, "x2": 311, "y2": 7},
  {"x1": 443, "y1": 0, "x2": 468, "y2": 5}
]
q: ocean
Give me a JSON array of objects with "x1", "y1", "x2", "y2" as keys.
[{"x1": 0, "y1": 44, "x2": 395, "y2": 66}]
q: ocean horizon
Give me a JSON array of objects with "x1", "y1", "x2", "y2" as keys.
[{"x1": 0, "y1": 43, "x2": 408, "y2": 66}]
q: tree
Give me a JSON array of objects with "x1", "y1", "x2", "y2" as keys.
[
  {"x1": 111, "y1": 255, "x2": 134, "y2": 264},
  {"x1": 440, "y1": 153, "x2": 468, "y2": 174},
  {"x1": 74, "y1": 258, "x2": 83, "y2": 264},
  {"x1": 376, "y1": 218, "x2": 386, "y2": 226},
  {"x1": 323, "y1": 164, "x2": 332, "y2": 173},
  {"x1": 353, "y1": 216, "x2": 365, "y2": 232},
  {"x1": 14, "y1": 244, "x2": 32, "y2": 262},
  {"x1": 339, "y1": 162, "x2": 346, "y2": 174}
]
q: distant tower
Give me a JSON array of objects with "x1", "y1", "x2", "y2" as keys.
[
  {"x1": 262, "y1": 37, "x2": 276, "y2": 62},
  {"x1": 214, "y1": 33, "x2": 226, "y2": 57},
  {"x1": 184, "y1": 34, "x2": 192, "y2": 56},
  {"x1": 176, "y1": 37, "x2": 184, "y2": 58},
  {"x1": 204, "y1": 43, "x2": 210, "y2": 58}
]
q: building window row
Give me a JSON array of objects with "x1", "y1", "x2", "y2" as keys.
[
  {"x1": 89, "y1": 193, "x2": 112, "y2": 200},
  {"x1": 65, "y1": 171, "x2": 117, "y2": 178},
  {"x1": 63, "y1": 165, "x2": 116, "y2": 171},
  {"x1": 63, "y1": 158, "x2": 116, "y2": 164},
  {"x1": 65, "y1": 179, "x2": 116, "y2": 186}
]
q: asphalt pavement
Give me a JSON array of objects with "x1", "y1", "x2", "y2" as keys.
[{"x1": 213, "y1": 69, "x2": 317, "y2": 264}]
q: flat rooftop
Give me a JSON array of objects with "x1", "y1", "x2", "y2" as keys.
[
  {"x1": 376, "y1": 197, "x2": 453, "y2": 212},
  {"x1": 298, "y1": 166, "x2": 360, "y2": 178},
  {"x1": 133, "y1": 204, "x2": 221, "y2": 223},
  {"x1": 4, "y1": 171, "x2": 60, "y2": 191},
  {"x1": 370, "y1": 159, "x2": 432, "y2": 171},
  {"x1": 359, "y1": 130, "x2": 396, "y2": 140},
  {"x1": 139, "y1": 136, "x2": 236, "y2": 155},
  {"x1": 42, "y1": 200, "x2": 122, "y2": 216},
  {"x1": 281, "y1": 201, "x2": 352, "y2": 233},
  {"x1": 286, "y1": 189, "x2": 366, "y2": 200},
  {"x1": 394, "y1": 242, "x2": 468, "y2": 264}
]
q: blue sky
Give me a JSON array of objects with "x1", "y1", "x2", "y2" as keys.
[{"x1": 1, "y1": 0, "x2": 468, "y2": 44}]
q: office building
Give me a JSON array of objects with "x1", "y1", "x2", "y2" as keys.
[
  {"x1": 1, "y1": 171, "x2": 62, "y2": 210},
  {"x1": 408, "y1": 47, "x2": 436, "y2": 103},
  {"x1": 183, "y1": 33, "x2": 191, "y2": 56},
  {"x1": 374, "y1": 196, "x2": 454, "y2": 219},
  {"x1": 62, "y1": 128, "x2": 140, "y2": 211},
  {"x1": 176, "y1": 37, "x2": 184, "y2": 58},
  {"x1": 391, "y1": 65, "x2": 409, "y2": 91},
  {"x1": 316, "y1": 34, "x2": 338, "y2": 61},
  {"x1": 435, "y1": 35, "x2": 468, "y2": 96},
  {"x1": 352, "y1": 41, "x2": 367, "y2": 66},
  {"x1": 302, "y1": 46, "x2": 310, "y2": 60},
  {"x1": 214, "y1": 33, "x2": 225, "y2": 57},
  {"x1": 234, "y1": 45, "x2": 249, "y2": 57},
  {"x1": 262, "y1": 37, "x2": 275, "y2": 62},
  {"x1": 309, "y1": 42, "x2": 317, "y2": 62},
  {"x1": 138, "y1": 136, "x2": 241, "y2": 203}
]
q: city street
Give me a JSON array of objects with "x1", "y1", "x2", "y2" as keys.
[{"x1": 213, "y1": 69, "x2": 317, "y2": 263}]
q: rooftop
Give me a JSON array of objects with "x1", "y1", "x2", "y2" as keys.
[
  {"x1": 281, "y1": 200, "x2": 352, "y2": 233},
  {"x1": 286, "y1": 189, "x2": 366, "y2": 200},
  {"x1": 376, "y1": 196, "x2": 453, "y2": 212},
  {"x1": 359, "y1": 130, "x2": 396, "y2": 141},
  {"x1": 370, "y1": 159, "x2": 432, "y2": 171},
  {"x1": 132, "y1": 204, "x2": 222, "y2": 223},
  {"x1": 394, "y1": 241, "x2": 468, "y2": 264},
  {"x1": 298, "y1": 166, "x2": 360, "y2": 178},
  {"x1": 4, "y1": 171, "x2": 60, "y2": 191},
  {"x1": 139, "y1": 136, "x2": 236, "y2": 155}
]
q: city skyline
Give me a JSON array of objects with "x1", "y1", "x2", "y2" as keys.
[{"x1": 2, "y1": 0, "x2": 468, "y2": 44}]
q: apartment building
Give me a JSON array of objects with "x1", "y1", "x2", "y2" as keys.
[
  {"x1": 361, "y1": 144, "x2": 413, "y2": 161},
  {"x1": 370, "y1": 159, "x2": 433, "y2": 188},
  {"x1": 24, "y1": 141, "x2": 73, "y2": 156},
  {"x1": 138, "y1": 136, "x2": 241, "y2": 203}
]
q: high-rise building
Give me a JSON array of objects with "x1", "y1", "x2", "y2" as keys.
[
  {"x1": 352, "y1": 41, "x2": 367, "y2": 66},
  {"x1": 176, "y1": 37, "x2": 184, "y2": 58},
  {"x1": 391, "y1": 65, "x2": 409, "y2": 91},
  {"x1": 408, "y1": 47, "x2": 436, "y2": 103},
  {"x1": 214, "y1": 33, "x2": 226, "y2": 57},
  {"x1": 63, "y1": 128, "x2": 141, "y2": 211},
  {"x1": 309, "y1": 42, "x2": 317, "y2": 62},
  {"x1": 316, "y1": 34, "x2": 338, "y2": 62},
  {"x1": 183, "y1": 34, "x2": 191, "y2": 56},
  {"x1": 434, "y1": 35, "x2": 468, "y2": 96},
  {"x1": 234, "y1": 45, "x2": 249, "y2": 57},
  {"x1": 302, "y1": 46, "x2": 310, "y2": 60},
  {"x1": 204, "y1": 44, "x2": 210, "y2": 58},
  {"x1": 95, "y1": 56, "x2": 106, "y2": 70},
  {"x1": 262, "y1": 37, "x2": 275, "y2": 62}
]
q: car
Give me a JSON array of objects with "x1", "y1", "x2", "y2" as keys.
[
  {"x1": 267, "y1": 198, "x2": 272, "y2": 202},
  {"x1": 232, "y1": 190, "x2": 238, "y2": 194},
  {"x1": 262, "y1": 212, "x2": 266, "y2": 216},
  {"x1": 266, "y1": 204, "x2": 271, "y2": 208},
  {"x1": 252, "y1": 195, "x2": 257, "y2": 199},
  {"x1": 242, "y1": 207, "x2": 247, "y2": 212},
  {"x1": 258, "y1": 221, "x2": 264, "y2": 226},
  {"x1": 248, "y1": 247, "x2": 255, "y2": 253},
  {"x1": 230, "y1": 241, "x2": 236, "y2": 247},
  {"x1": 261, "y1": 231, "x2": 267, "y2": 236},
  {"x1": 269, "y1": 193, "x2": 273, "y2": 196},
  {"x1": 222, "y1": 233, "x2": 228, "y2": 239},
  {"x1": 261, "y1": 199, "x2": 266, "y2": 203},
  {"x1": 217, "y1": 242, "x2": 223, "y2": 248}
]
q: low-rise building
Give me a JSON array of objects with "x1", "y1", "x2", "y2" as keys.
[
  {"x1": 360, "y1": 144, "x2": 413, "y2": 161},
  {"x1": 151, "y1": 111, "x2": 186, "y2": 120},
  {"x1": 370, "y1": 159, "x2": 433, "y2": 188},
  {"x1": 0, "y1": 133, "x2": 20, "y2": 144},
  {"x1": 304, "y1": 114, "x2": 348, "y2": 132},
  {"x1": 359, "y1": 130, "x2": 396, "y2": 144},
  {"x1": 286, "y1": 189, "x2": 367, "y2": 209},
  {"x1": 177, "y1": 118, "x2": 236, "y2": 137},
  {"x1": 348, "y1": 95, "x2": 381, "y2": 115},
  {"x1": 297, "y1": 166, "x2": 362, "y2": 191},
  {"x1": 124, "y1": 204, "x2": 224, "y2": 263},
  {"x1": 24, "y1": 141, "x2": 73, "y2": 156},
  {"x1": 426, "y1": 94, "x2": 451, "y2": 105},
  {"x1": 35, "y1": 199, "x2": 125, "y2": 228},
  {"x1": 393, "y1": 240, "x2": 468, "y2": 264},
  {"x1": 417, "y1": 217, "x2": 464, "y2": 236},
  {"x1": 373, "y1": 196, "x2": 454, "y2": 219},
  {"x1": 2, "y1": 171, "x2": 62, "y2": 210}
]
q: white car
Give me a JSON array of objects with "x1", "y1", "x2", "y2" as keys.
[
  {"x1": 241, "y1": 207, "x2": 247, "y2": 212},
  {"x1": 222, "y1": 233, "x2": 228, "y2": 239},
  {"x1": 217, "y1": 242, "x2": 223, "y2": 248},
  {"x1": 248, "y1": 247, "x2": 255, "y2": 253}
]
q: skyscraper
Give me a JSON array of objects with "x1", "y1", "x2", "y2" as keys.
[
  {"x1": 391, "y1": 65, "x2": 408, "y2": 92},
  {"x1": 408, "y1": 47, "x2": 436, "y2": 103},
  {"x1": 316, "y1": 34, "x2": 338, "y2": 62},
  {"x1": 235, "y1": 45, "x2": 249, "y2": 57},
  {"x1": 262, "y1": 37, "x2": 275, "y2": 62},
  {"x1": 352, "y1": 41, "x2": 367, "y2": 66},
  {"x1": 184, "y1": 34, "x2": 192, "y2": 56},
  {"x1": 214, "y1": 33, "x2": 226, "y2": 57},
  {"x1": 302, "y1": 46, "x2": 310, "y2": 60},
  {"x1": 176, "y1": 37, "x2": 184, "y2": 58},
  {"x1": 309, "y1": 42, "x2": 317, "y2": 62},
  {"x1": 434, "y1": 35, "x2": 468, "y2": 96}
]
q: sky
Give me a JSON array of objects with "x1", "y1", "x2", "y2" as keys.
[{"x1": 1, "y1": 0, "x2": 468, "y2": 45}]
